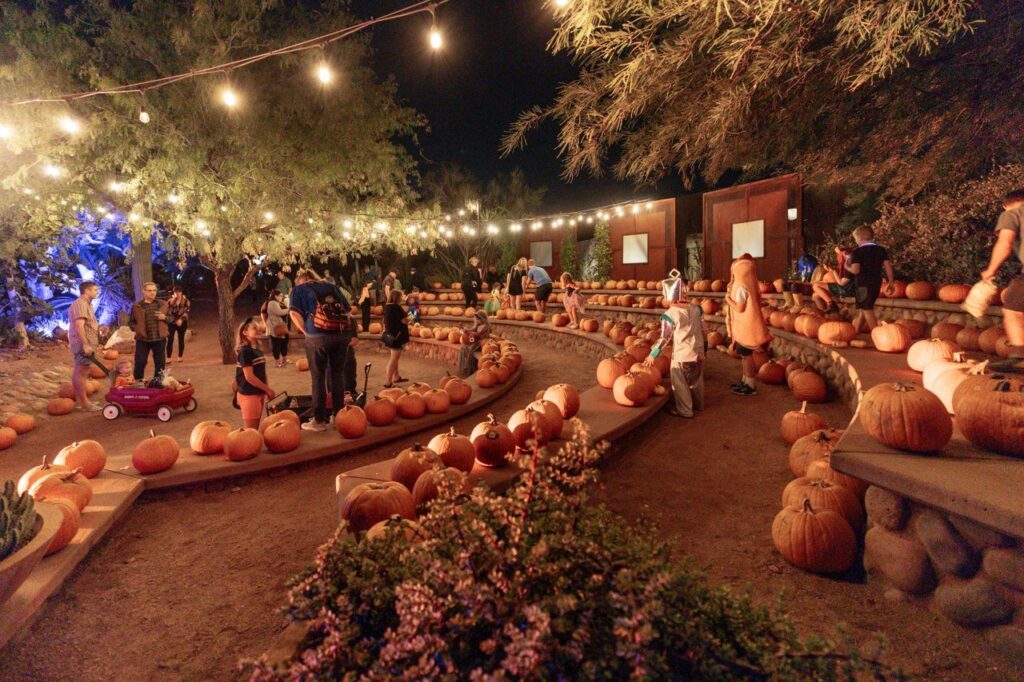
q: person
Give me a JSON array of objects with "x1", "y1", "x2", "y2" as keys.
[
  {"x1": 276, "y1": 271, "x2": 293, "y2": 298},
  {"x1": 357, "y1": 282, "x2": 376, "y2": 332},
  {"x1": 130, "y1": 281, "x2": 169, "y2": 381},
  {"x1": 289, "y1": 269, "x2": 351, "y2": 432},
  {"x1": 409, "y1": 266, "x2": 428, "y2": 293},
  {"x1": 405, "y1": 287, "x2": 422, "y2": 324},
  {"x1": 483, "y1": 281, "x2": 504, "y2": 317},
  {"x1": 382, "y1": 270, "x2": 398, "y2": 301},
  {"x1": 646, "y1": 270, "x2": 705, "y2": 417},
  {"x1": 68, "y1": 280, "x2": 102, "y2": 411},
  {"x1": 981, "y1": 188, "x2": 1024, "y2": 371},
  {"x1": 113, "y1": 360, "x2": 134, "y2": 388},
  {"x1": 381, "y1": 289, "x2": 410, "y2": 388},
  {"x1": 165, "y1": 287, "x2": 191, "y2": 364},
  {"x1": 484, "y1": 264, "x2": 502, "y2": 291},
  {"x1": 458, "y1": 310, "x2": 491, "y2": 376},
  {"x1": 845, "y1": 226, "x2": 895, "y2": 332},
  {"x1": 526, "y1": 259, "x2": 553, "y2": 314},
  {"x1": 507, "y1": 257, "x2": 527, "y2": 310},
  {"x1": 560, "y1": 273, "x2": 586, "y2": 328},
  {"x1": 262, "y1": 290, "x2": 290, "y2": 368},
  {"x1": 811, "y1": 247, "x2": 853, "y2": 313},
  {"x1": 462, "y1": 256, "x2": 483, "y2": 309},
  {"x1": 234, "y1": 317, "x2": 275, "y2": 429},
  {"x1": 725, "y1": 255, "x2": 772, "y2": 396},
  {"x1": 343, "y1": 308, "x2": 361, "y2": 405}
]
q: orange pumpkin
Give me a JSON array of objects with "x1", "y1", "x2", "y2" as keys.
[
  {"x1": 341, "y1": 481, "x2": 415, "y2": 534},
  {"x1": 334, "y1": 405, "x2": 368, "y2": 439},
  {"x1": 612, "y1": 372, "x2": 650, "y2": 407},
  {"x1": 757, "y1": 360, "x2": 786, "y2": 385},
  {"x1": 390, "y1": 443, "x2": 441, "y2": 491},
  {"x1": 978, "y1": 326, "x2": 1006, "y2": 355},
  {"x1": 4, "y1": 413, "x2": 36, "y2": 435},
  {"x1": 190, "y1": 420, "x2": 232, "y2": 455},
  {"x1": 365, "y1": 515, "x2": 426, "y2": 543},
  {"x1": 395, "y1": 392, "x2": 427, "y2": 419},
  {"x1": 444, "y1": 378, "x2": 473, "y2": 405},
  {"x1": 422, "y1": 389, "x2": 451, "y2": 414},
  {"x1": 955, "y1": 327, "x2": 982, "y2": 352},
  {"x1": 29, "y1": 469, "x2": 92, "y2": 511},
  {"x1": 780, "y1": 402, "x2": 827, "y2": 445},
  {"x1": 805, "y1": 455, "x2": 869, "y2": 499},
  {"x1": 475, "y1": 368, "x2": 498, "y2": 389},
  {"x1": 223, "y1": 427, "x2": 263, "y2": 461},
  {"x1": 930, "y1": 321, "x2": 963, "y2": 343},
  {"x1": 905, "y1": 281, "x2": 935, "y2": 300},
  {"x1": 788, "y1": 429, "x2": 843, "y2": 478},
  {"x1": 581, "y1": 319, "x2": 599, "y2": 333},
  {"x1": 42, "y1": 497, "x2": 81, "y2": 556},
  {"x1": 894, "y1": 318, "x2": 926, "y2": 339},
  {"x1": 882, "y1": 280, "x2": 907, "y2": 298},
  {"x1": 907, "y1": 338, "x2": 960, "y2": 372},
  {"x1": 412, "y1": 467, "x2": 466, "y2": 508},
  {"x1": 263, "y1": 419, "x2": 301, "y2": 453},
  {"x1": 870, "y1": 321, "x2": 911, "y2": 353},
  {"x1": 817, "y1": 321, "x2": 856, "y2": 346},
  {"x1": 771, "y1": 499, "x2": 857, "y2": 574},
  {"x1": 295, "y1": 358, "x2": 309, "y2": 372},
  {"x1": 365, "y1": 398, "x2": 398, "y2": 426},
  {"x1": 790, "y1": 370, "x2": 827, "y2": 403},
  {"x1": 955, "y1": 379, "x2": 1024, "y2": 457},
  {"x1": 46, "y1": 398, "x2": 76, "y2": 416},
  {"x1": 54, "y1": 440, "x2": 107, "y2": 479},
  {"x1": 526, "y1": 399, "x2": 565, "y2": 441},
  {"x1": 781, "y1": 477, "x2": 865, "y2": 528},
  {"x1": 406, "y1": 381, "x2": 432, "y2": 395},
  {"x1": 17, "y1": 457, "x2": 70, "y2": 495},
  {"x1": 470, "y1": 414, "x2": 515, "y2": 467},
  {"x1": 596, "y1": 357, "x2": 627, "y2": 389},
  {"x1": 508, "y1": 406, "x2": 551, "y2": 448},
  {"x1": 131, "y1": 430, "x2": 179, "y2": 474},
  {"x1": 427, "y1": 426, "x2": 475, "y2": 472},
  {"x1": 260, "y1": 410, "x2": 300, "y2": 434},
  {"x1": 0, "y1": 426, "x2": 14, "y2": 451},
  {"x1": 706, "y1": 330, "x2": 725, "y2": 348},
  {"x1": 543, "y1": 383, "x2": 581, "y2": 419}
]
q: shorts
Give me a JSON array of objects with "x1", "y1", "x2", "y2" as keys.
[
  {"x1": 828, "y1": 282, "x2": 855, "y2": 298},
  {"x1": 535, "y1": 283, "x2": 553, "y2": 303},
  {"x1": 1004, "y1": 276, "x2": 1024, "y2": 313},
  {"x1": 236, "y1": 392, "x2": 265, "y2": 422},
  {"x1": 855, "y1": 283, "x2": 881, "y2": 310},
  {"x1": 72, "y1": 349, "x2": 95, "y2": 367},
  {"x1": 734, "y1": 344, "x2": 754, "y2": 357}
]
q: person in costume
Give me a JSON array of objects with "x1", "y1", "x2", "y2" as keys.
[
  {"x1": 725, "y1": 254, "x2": 772, "y2": 396},
  {"x1": 645, "y1": 269, "x2": 705, "y2": 418}
]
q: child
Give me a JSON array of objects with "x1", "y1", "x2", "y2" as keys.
[
  {"x1": 845, "y1": 226, "x2": 895, "y2": 332},
  {"x1": 458, "y1": 311, "x2": 492, "y2": 376},
  {"x1": 113, "y1": 360, "x2": 135, "y2": 388},
  {"x1": 235, "y1": 317, "x2": 275, "y2": 428},
  {"x1": 405, "y1": 287, "x2": 421, "y2": 324},
  {"x1": 646, "y1": 271, "x2": 704, "y2": 418},
  {"x1": 725, "y1": 255, "x2": 772, "y2": 396},
  {"x1": 560, "y1": 273, "x2": 586, "y2": 329},
  {"x1": 483, "y1": 282, "x2": 504, "y2": 317},
  {"x1": 811, "y1": 246, "x2": 853, "y2": 313}
]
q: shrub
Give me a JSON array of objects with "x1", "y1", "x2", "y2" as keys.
[{"x1": 245, "y1": 423, "x2": 892, "y2": 680}]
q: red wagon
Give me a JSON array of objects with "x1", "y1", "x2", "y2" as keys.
[{"x1": 102, "y1": 383, "x2": 198, "y2": 422}]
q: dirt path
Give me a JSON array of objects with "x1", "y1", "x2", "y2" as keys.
[{"x1": 0, "y1": 309, "x2": 1015, "y2": 681}]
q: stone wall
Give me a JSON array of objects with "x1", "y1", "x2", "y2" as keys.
[{"x1": 864, "y1": 485, "x2": 1024, "y2": 664}]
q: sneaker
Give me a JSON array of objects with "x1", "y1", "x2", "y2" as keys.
[
  {"x1": 79, "y1": 402, "x2": 102, "y2": 412},
  {"x1": 730, "y1": 380, "x2": 745, "y2": 390},
  {"x1": 731, "y1": 383, "x2": 757, "y2": 396},
  {"x1": 301, "y1": 420, "x2": 329, "y2": 432}
]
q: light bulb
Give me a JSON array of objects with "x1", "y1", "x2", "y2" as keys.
[
  {"x1": 343, "y1": 219, "x2": 353, "y2": 229},
  {"x1": 222, "y1": 88, "x2": 239, "y2": 108},
  {"x1": 316, "y1": 64, "x2": 333, "y2": 85},
  {"x1": 631, "y1": 204, "x2": 639, "y2": 214},
  {"x1": 0, "y1": 124, "x2": 12, "y2": 139},
  {"x1": 139, "y1": 110, "x2": 150, "y2": 124},
  {"x1": 429, "y1": 27, "x2": 443, "y2": 50},
  {"x1": 555, "y1": 0, "x2": 570, "y2": 6},
  {"x1": 109, "y1": 181, "x2": 124, "y2": 192},
  {"x1": 43, "y1": 164, "x2": 62, "y2": 177},
  {"x1": 167, "y1": 192, "x2": 181, "y2": 204},
  {"x1": 219, "y1": 204, "x2": 227, "y2": 212},
  {"x1": 58, "y1": 116, "x2": 82, "y2": 134},
  {"x1": 129, "y1": 212, "x2": 140, "y2": 222},
  {"x1": 263, "y1": 211, "x2": 274, "y2": 221},
  {"x1": 510, "y1": 223, "x2": 522, "y2": 232}
]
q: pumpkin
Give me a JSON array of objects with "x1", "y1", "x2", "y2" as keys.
[
  {"x1": 951, "y1": 363, "x2": 1020, "y2": 412},
  {"x1": 805, "y1": 455, "x2": 869, "y2": 498},
  {"x1": 921, "y1": 354, "x2": 975, "y2": 413},
  {"x1": 395, "y1": 392, "x2": 427, "y2": 419},
  {"x1": 444, "y1": 378, "x2": 473, "y2": 405},
  {"x1": 612, "y1": 372, "x2": 650, "y2": 407},
  {"x1": 368, "y1": 322, "x2": 383, "y2": 334},
  {"x1": 955, "y1": 326, "x2": 982, "y2": 352},
  {"x1": 539, "y1": 383, "x2": 580, "y2": 419},
  {"x1": 956, "y1": 380, "x2": 1024, "y2": 457},
  {"x1": 190, "y1": 420, "x2": 232, "y2": 455},
  {"x1": 870, "y1": 321, "x2": 912, "y2": 353},
  {"x1": 0, "y1": 426, "x2": 14, "y2": 451},
  {"x1": 412, "y1": 467, "x2": 466, "y2": 508},
  {"x1": 295, "y1": 358, "x2": 309, "y2": 372},
  {"x1": 422, "y1": 389, "x2": 451, "y2": 414},
  {"x1": 406, "y1": 381, "x2": 432, "y2": 395},
  {"x1": 780, "y1": 402, "x2": 827, "y2": 445},
  {"x1": 475, "y1": 368, "x2": 498, "y2": 389},
  {"x1": 781, "y1": 477, "x2": 865, "y2": 528},
  {"x1": 552, "y1": 313, "x2": 569, "y2": 327},
  {"x1": 629, "y1": 362, "x2": 662, "y2": 392},
  {"x1": 882, "y1": 280, "x2": 907, "y2": 298},
  {"x1": 757, "y1": 360, "x2": 786, "y2": 385},
  {"x1": 5, "y1": 414, "x2": 36, "y2": 434},
  {"x1": 531, "y1": 312, "x2": 545, "y2": 323},
  {"x1": 995, "y1": 336, "x2": 1014, "y2": 359},
  {"x1": 17, "y1": 456, "x2": 71, "y2": 495},
  {"x1": 223, "y1": 427, "x2": 263, "y2": 461},
  {"x1": 377, "y1": 387, "x2": 405, "y2": 403},
  {"x1": 427, "y1": 427, "x2": 475, "y2": 472},
  {"x1": 508, "y1": 407, "x2": 551, "y2": 448},
  {"x1": 41, "y1": 497, "x2": 81, "y2": 556},
  {"x1": 817, "y1": 321, "x2": 856, "y2": 346},
  {"x1": 978, "y1": 326, "x2": 1006, "y2": 355},
  {"x1": 365, "y1": 515, "x2": 426, "y2": 543},
  {"x1": 907, "y1": 338, "x2": 960, "y2": 372},
  {"x1": 596, "y1": 357, "x2": 627, "y2": 389},
  {"x1": 260, "y1": 410, "x2": 300, "y2": 434},
  {"x1": 390, "y1": 443, "x2": 441, "y2": 491},
  {"x1": 341, "y1": 481, "x2": 416, "y2": 534},
  {"x1": 131, "y1": 430, "x2": 179, "y2": 474},
  {"x1": 102, "y1": 349, "x2": 119, "y2": 360},
  {"x1": 626, "y1": 340, "x2": 652, "y2": 363},
  {"x1": 790, "y1": 370, "x2": 827, "y2": 403},
  {"x1": 905, "y1": 281, "x2": 935, "y2": 300},
  {"x1": 57, "y1": 383, "x2": 75, "y2": 399},
  {"x1": 29, "y1": 469, "x2": 92, "y2": 511},
  {"x1": 710, "y1": 279, "x2": 726, "y2": 292},
  {"x1": 46, "y1": 398, "x2": 76, "y2": 416},
  {"x1": 470, "y1": 414, "x2": 515, "y2": 467},
  {"x1": 858, "y1": 383, "x2": 951, "y2": 453},
  {"x1": 788, "y1": 429, "x2": 843, "y2": 478},
  {"x1": 526, "y1": 399, "x2": 565, "y2": 441},
  {"x1": 334, "y1": 405, "x2": 368, "y2": 439},
  {"x1": 263, "y1": 418, "x2": 301, "y2": 453},
  {"x1": 894, "y1": 318, "x2": 926, "y2": 339},
  {"x1": 88, "y1": 364, "x2": 108, "y2": 380},
  {"x1": 706, "y1": 331, "x2": 725, "y2": 348},
  {"x1": 771, "y1": 499, "x2": 857, "y2": 574},
  {"x1": 930, "y1": 321, "x2": 963, "y2": 343},
  {"x1": 794, "y1": 315, "x2": 824, "y2": 340},
  {"x1": 581, "y1": 319, "x2": 599, "y2": 333},
  {"x1": 365, "y1": 397, "x2": 398, "y2": 426},
  {"x1": 54, "y1": 440, "x2": 107, "y2": 478},
  {"x1": 491, "y1": 364, "x2": 512, "y2": 384}
]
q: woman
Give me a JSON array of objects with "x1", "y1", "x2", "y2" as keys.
[
  {"x1": 165, "y1": 287, "x2": 191, "y2": 363},
  {"x1": 357, "y1": 282, "x2": 375, "y2": 332},
  {"x1": 382, "y1": 289, "x2": 410, "y2": 387},
  {"x1": 235, "y1": 317, "x2": 275, "y2": 428},
  {"x1": 261, "y1": 290, "x2": 290, "y2": 367},
  {"x1": 506, "y1": 257, "x2": 527, "y2": 311}
]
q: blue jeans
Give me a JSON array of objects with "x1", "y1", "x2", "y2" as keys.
[{"x1": 305, "y1": 334, "x2": 348, "y2": 423}]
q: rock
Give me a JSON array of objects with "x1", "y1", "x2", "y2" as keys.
[
  {"x1": 865, "y1": 486, "x2": 908, "y2": 531},
  {"x1": 934, "y1": 579, "x2": 1013, "y2": 626},
  {"x1": 986, "y1": 626, "x2": 1024, "y2": 668},
  {"x1": 992, "y1": 583, "x2": 1024, "y2": 609},
  {"x1": 864, "y1": 526, "x2": 935, "y2": 594},
  {"x1": 883, "y1": 587, "x2": 911, "y2": 604},
  {"x1": 915, "y1": 510, "x2": 978, "y2": 578},
  {"x1": 983, "y1": 548, "x2": 1024, "y2": 592},
  {"x1": 948, "y1": 515, "x2": 1013, "y2": 550}
]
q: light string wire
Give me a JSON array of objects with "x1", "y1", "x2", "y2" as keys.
[{"x1": 2, "y1": 0, "x2": 449, "y2": 106}]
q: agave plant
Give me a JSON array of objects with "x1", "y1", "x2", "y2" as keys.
[{"x1": 0, "y1": 480, "x2": 38, "y2": 561}]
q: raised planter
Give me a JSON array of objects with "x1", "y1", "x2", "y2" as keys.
[{"x1": 0, "y1": 501, "x2": 61, "y2": 607}]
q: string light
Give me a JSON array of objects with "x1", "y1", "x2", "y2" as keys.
[
  {"x1": 0, "y1": 124, "x2": 12, "y2": 139},
  {"x1": 429, "y1": 26, "x2": 443, "y2": 50},
  {"x1": 510, "y1": 223, "x2": 522, "y2": 232},
  {"x1": 42, "y1": 164, "x2": 63, "y2": 177},
  {"x1": 139, "y1": 110, "x2": 150, "y2": 124},
  {"x1": 128, "y1": 212, "x2": 140, "y2": 222},
  {"x1": 555, "y1": 0, "x2": 570, "y2": 6},
  {"x1": 109, "y1": 180, "x2": 124, "y2": 192},
  {"x1": 263, "y1": 211, "x2": 274, "y2": 221},
  {"x1": 316, "y1": 63, "x2": 333, "y2": 85},
  {"x1": 342, "y1": 219, "x2": 353, "y2": 229},
  {"x1": 221, "y1": 87, "x2": 239, "y2": 108},
  {"x1": 58, "y1": 116, "x2": 82, "y2": 134},
  {"x1": 167, "y1": 192, "x2": 182, "y2": 204}
]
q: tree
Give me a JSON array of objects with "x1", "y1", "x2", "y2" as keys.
[
  {"x1": 585, "y1": 220, "x2": 612, "y2": 281},
  {"x1": 559, "y1": 228, "x2": 578, "y2": 279},
  {"x1": 504, "y1": 1, "x2": 1024, "y2": 200},
  {"x1": 1, "y1": 0, "x2": 435, "y2": 362}
]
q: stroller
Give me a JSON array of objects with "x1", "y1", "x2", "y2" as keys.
[{"x1": 265, "y1": 362, "x2": 372, "y2": 423}]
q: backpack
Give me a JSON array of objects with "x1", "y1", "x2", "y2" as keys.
[{"x1": 311, "y1": 285, "x2": 348, "y2": 332}]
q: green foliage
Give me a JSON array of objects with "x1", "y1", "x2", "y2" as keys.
[
  {"x1": 559, "y1": 228, "x2": 578, "y2": 278},
  {"x1": 504, "y1": 1, "x2": 1022, "y2": 200},
  {"x1": 585, "y1": 220, "x2": 613, "y2": 281},
  {"x1": 0, "y1": 480, "x2": 38, "y2": 561},
  {"x1": 246, "y1": 423, "x2": 894, "y2": 680}
]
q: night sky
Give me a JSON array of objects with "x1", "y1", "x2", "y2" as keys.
[{"x1": 350, "y1": 0, "x2": 680, "y2": 213}]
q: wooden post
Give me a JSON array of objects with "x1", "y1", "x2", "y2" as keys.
[{"x1": 130, "y1": 232, "x2": 153, "y2": 301}]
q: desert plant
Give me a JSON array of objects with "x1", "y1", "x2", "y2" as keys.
[
  {"x1": 583, "y1": 220, "x2": 612, "y2": 281},
  {"x1": 0, "y1": 480, "x2": 38, "y2": 561},
  {"x1": 559, "y1": 229, "x2": 579, "y2": 279}
]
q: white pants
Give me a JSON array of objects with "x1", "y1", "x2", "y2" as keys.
[{"x1": 671, "y1": 360, "x2": 704, "y2": 417}]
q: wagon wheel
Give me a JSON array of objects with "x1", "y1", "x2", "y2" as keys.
[
  {"x1": 156, "y1": 405, "x2": 173, "y2": 422},
  {"x1": 102, "y1": 403, "x2": 121, "y2": 420},
  {"x1": 184, "y1": 398, "x2": 198, "y2": 413}
]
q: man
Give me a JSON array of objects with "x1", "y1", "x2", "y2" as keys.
[
  {"x1": 276, "y1": 271, "x2": 293, "y2": 298},
  {"x1": 981, "y1": 188, "x2": 1024, "y2": 371},
  {"x1": 130, "y1": 281, "x2": 169, "y2": 381},
  {"x1": 410, "y1": 266, "x2": 428, "y2": 293},
  {"x1": 462, "y1": 256, "x2": 483, "y2": 308},
  {"x1": 289, "y1": 269, "x2": 351, "y2": 431},
  {"x1": 525, "y1": 259, "x2": 553, "y2": 314},
  {"x1": 645, "y1": 270, "x2": 704, "y2": 417},
  {"x1": 484, "y1": 264, "x2": 501, "y2": 291},
  {"x1": 382, "y1": 270, "x2": 399, "y2": 301},
  {"x1": 68, "y1": 281, "x2": 102, "y2": 411},
  {"x1": 844, "y1": 226, "x2": 894, "y2": 332}
]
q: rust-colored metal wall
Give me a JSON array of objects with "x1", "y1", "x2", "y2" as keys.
[{"x1": 608, "y1": 198, "x2": 678, "y2": 280}]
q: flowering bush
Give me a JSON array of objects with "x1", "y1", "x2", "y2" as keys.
[{"x1": 246, "y1": 423, "x2": 891, "y2": 680}]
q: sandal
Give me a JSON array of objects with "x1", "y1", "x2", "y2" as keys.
[
  {"x1": 383, "y1": 383, "x2": 394, "y2": 389},
  {"x1": 395, "y1": 376, "x2": 409, "y2": 383}
]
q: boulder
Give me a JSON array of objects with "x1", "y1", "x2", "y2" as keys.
[
  {"x1": 986, "y1": 626, "x2": 1024, "y2": 669},
  {"x1": 914, "y1": 511, "x2": 978, "y2": 578},
  {"x1": 864, "y1": 527, "x2": 935, "y2": 595},
  {"x1": 934, "y1": 579, "x2": 1013, "y2": 626},
  {"x1": 948, "y1": 515, "x2": 1014, "y2": 551},
  {"x1": 983, "y1": 548, "x2": 1024, "y2": 592},
  {"x1": 865, "y1": 486, "x2": 908, "y2": 531}
]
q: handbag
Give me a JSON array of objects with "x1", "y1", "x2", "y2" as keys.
[
  {"x1": 381, "y1": 330, "x2": 397, "y2": 346},
  {"x1": 273, "y1": 324, "x2": 288, "y2": 337}
]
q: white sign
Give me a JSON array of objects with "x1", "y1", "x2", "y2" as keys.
[{"x1": 731, "y1": 220, "x2": 765, "y2": 258}]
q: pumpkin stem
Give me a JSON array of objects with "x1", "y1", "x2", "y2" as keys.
[
  {"x1": 891, "y1": 383, "x2": 914, "y2": 392},
  {"x1": 799, "y1": 401, "x2": 807, "y2": 414},
  {"x1": 448, "y1": 426, "x2": 456, "y2": 436},
  {"x1": 801, "y1": 498, "x2": 814, "y2": 514}
]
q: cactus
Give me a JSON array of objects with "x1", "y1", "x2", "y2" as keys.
[{"x1": 0, "y1": 479, "x2": 38, "y2": 561}]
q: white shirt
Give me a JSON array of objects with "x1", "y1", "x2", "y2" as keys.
[{"x1": 662, "y1": 304, "x2": 704, "y2": 364}]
